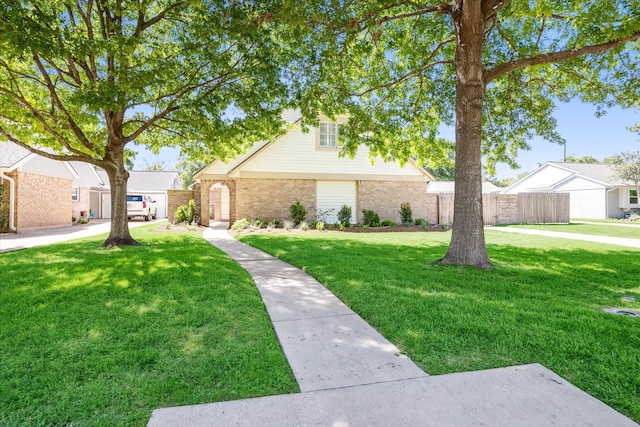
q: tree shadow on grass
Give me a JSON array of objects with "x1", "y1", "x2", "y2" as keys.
[
  {"x1": 239, "y1": 232, "x2": 640, "y2": 422},
  {"x1": 0, "y1": 232, "x2": 298, "y2": 426}
]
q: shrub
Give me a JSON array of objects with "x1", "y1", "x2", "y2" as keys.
[
  {"x1": 266, "y1": 221, "x2": 276, "y2": 231},
  {"x1": 630, "y1": 214, "x2": 640, "y2": 222},
  {"x1": 362, "y1": 209, "x2": 380, "y2": 227},
  {"x1": 283, "y1": 219, "x2": 295, "y2": 230},
  {"x1": 414, "y1": 218, "x2": 430, "y2": 228},
  {"x1": 316, "y1": 208, "x2": 334, "y2": 224},
  {"x1": 248, "y1": 220, "x2": 263, "y2": 230},
  {"x1": 297, "y1": 221, "x2": 309, "y2": 231},
  {"x1": 175, "y1": 199, "x2": 197, "y2": 224},
  {"x1": 0, "y1": 184, "x2": 8, "y2": 231},
  {"x1": 290, "y1": 201, "x2": 306, "y2": 226},
  {"x1": 315, "y1": 221, "x2": 325, "y2": 231},
  {"x1": 380, "y1": 219, "x2": 396, "y2": 227},
  {"x1": 231, "y1": 218, "x2": 250, "y2": 231},
  {"x1": 399, "y1": 202, "x2": 413, "y2": 225},
  {"x1": 337, "y1": 205, "x2": 352, "y2": 226},
  {"x1": 272, "y1": 218, "x2": 282, "y2": 228},
  {"x1": 256, "y1": 218, "x2": 270, "y2": 228},
  {"x1": 337, "y1": 222, "x2": 345, "y2": 231}
]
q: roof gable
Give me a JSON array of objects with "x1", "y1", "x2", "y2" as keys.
[
  {"x1": 548, "y1": 162, "x2": 622, "y2": 185},
  {"x1": 0, "y1": 141, "x2": 34, "y2": 169},
  {"x1": 198, "y1": 123, "x2": 432, "y2": 181}
]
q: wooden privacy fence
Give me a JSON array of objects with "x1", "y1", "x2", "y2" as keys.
[{"x1": 435, "y1": 192, "x2": 569, "y2": 225}]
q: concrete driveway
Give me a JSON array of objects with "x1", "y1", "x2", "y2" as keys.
[{"x1": 0, "y1": 219, "x2": 164, "y2": 253}]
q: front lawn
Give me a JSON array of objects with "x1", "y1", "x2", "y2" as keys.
[
  {"x1": 0, "y1": 226, "x2": 297, "y2": 426},
  {"x1": 238, "y1": 230, "x2": 640, "y2": 422},
  {"x1": 504, "y1": 222, "x2": 640, "y2": 239}
]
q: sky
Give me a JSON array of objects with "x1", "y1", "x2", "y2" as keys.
[{"x1": 132, "y1": 99, "x2": 640, "y2": 180}]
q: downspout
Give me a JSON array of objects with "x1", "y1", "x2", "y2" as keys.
[
  {"x1": 606, "y1": 187, "x2": 616, "y2": 219},
  {"x1": 0, "y1": 170, "x2": 17, "y2": 232}
]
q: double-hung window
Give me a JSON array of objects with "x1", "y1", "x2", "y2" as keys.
[
  {"x1": 319, "y1": 123, "x2": 340, "y2": 148},
  {"x1": 72, "y1": 187, "x2": 79, "y2": 201},
  {"x1": 630, "y1": 189, "x2": 638, "y2": 205}
]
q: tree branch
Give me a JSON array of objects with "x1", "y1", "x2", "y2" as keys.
[
  {"x1": 32, "y1": 53, "x2": 97, "y2": 153},
  {"x1": 484, "y1": 31, "x2": 640, "y2": 84},
  {"x1": 0, "y1": 126, "x2": 97, "y2": 165},
  {"x1": 482, "y1": 0, "x2": 512, "y2": 21},
  {"x1": 133, "y1": 2, "x2": 184, "y2": 37}
]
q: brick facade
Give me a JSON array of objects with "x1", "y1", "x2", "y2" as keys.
[
  {"x1": 497, "y1": 194, "x2": 519, "y2": 224},
  {"x1": 196, "y1": 177, "x2": 433, "y2": 227},
  {"x1": 72, "y1": 186, "x2": 92, "y2": 219},
  {"x1": 167, "y1": 189, "x2": 197, "y2": 222},
  {"x1": 234, "y1": 178, "x2": 316, "y2": 223},
  {"x1": 12, "y1": 171, "x2": 72, "y2": 230},
  {"x1": 425, "y1": 193, "x2": 439, "y2": 225},
  {"x1": 358, "y1": 180, "x2": 429, "y2": 224}
]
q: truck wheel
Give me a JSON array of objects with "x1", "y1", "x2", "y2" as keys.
[{"x1": 145, "y1": 213, "x2": 151, "y2": 221}]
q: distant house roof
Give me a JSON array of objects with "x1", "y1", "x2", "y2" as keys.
[
  {"x1": 70, "y1": 161, "x2": 107, "y2": 188},
  {"x1": 97, "y1": 169, "x2": 183, "y2": 192},
  {"x1": 0, "y1": 141, "x2": 33, "y2": 169},
  {"x1": 547, "y1": 162, "x2": 624, "y2": 185},
  {"x1": 427, "y1": 181, "x2": 501, "y2": 193}
]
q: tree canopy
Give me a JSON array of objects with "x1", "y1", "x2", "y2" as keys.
[
  {"x1": 0, "y1": 0, "x2": 291, "y2": 246},
  {"x1": 286, "y1": 0, "x2": 640, "y2": 268}
]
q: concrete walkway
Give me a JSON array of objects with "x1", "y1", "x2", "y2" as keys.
[
  {"x1": 148, "y1": 223, "x2": 639, "y2": 427},
  {"x1": 490, "y1": 226, "x2": 640, "y2": 249},
  {"x1": 0, "y1": 219, "x2": 161, "y2": 253}
]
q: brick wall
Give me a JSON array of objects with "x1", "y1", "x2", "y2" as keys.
[
  {"x1": 167, "y1": 189, "x2": 196, "y2": 222},
  {"x1": 235, "y1": 178, "x2": 316, "y2": 223},
  {"x1": 358, "y1": 180, "x2": 429, "y2": 224},
  {"x1": 425, "y1": 193, "x2": 439, "y2": 224},
  {"x1": 498, "y1": 194, "x2": 518, "y2": 224},
  {"x1": 72, "y1": 186, "x2": 91, "y2": 219},
  {"x1": 14, "y1": 171, "x2": 72, "y2": 230}
]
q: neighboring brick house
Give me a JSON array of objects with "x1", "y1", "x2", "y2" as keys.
[
  {"x1": 0, "y1": 141, "x2": 78, "y2": 232},
  {"x1": 194, "y1": 113, "x2": 434, "y2": 226}
]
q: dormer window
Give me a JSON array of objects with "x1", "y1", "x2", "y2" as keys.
[{"x1": 319, "y1": 122, "x2": 340, "y2": 148}]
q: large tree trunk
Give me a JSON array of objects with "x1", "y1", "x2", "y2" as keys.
[
  {"x1": 101, "y1": 142, "x2": 140, "y2": 248},
  {"x1": 439, "y1": 1, "x2": 492, "y2": 269}
]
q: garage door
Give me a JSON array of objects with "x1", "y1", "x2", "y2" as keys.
[
  {"x1": 151, "y1": 193, "x2": 167, "y2": 219},
  {"x1": 102, "y1": 193, "x2": 111, "y2": 219},
  {"x1": 316, "y1": 181, "x2": 357, "y2": 224}
]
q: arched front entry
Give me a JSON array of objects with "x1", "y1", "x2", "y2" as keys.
[
  {"x1": 199, "y1": 179, "x2": 235, "y2": 227},
  {"x1": 209, "y1": 183, "x2": 230, "y2": 222}
]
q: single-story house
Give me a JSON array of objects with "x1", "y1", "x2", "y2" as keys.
[
  {"x1": 96, "y1": 170, "x2": 182, "y2": 219},
  {"x1": 1, "y1": 141, "x2": 78, "y2": 232},
  {"x1": 503, "y1": 162, "x2": 637, "y2": 219},
  {"x1": 194, "y1": 113, "x2": 434, "y2": 225}
]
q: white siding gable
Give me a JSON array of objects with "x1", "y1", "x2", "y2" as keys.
[
  {"x1": 504, "y1": 164, "x2": 574, "y2": 193},
  {"x1": 20, "y1": 156, "x2": 77, "y2": 180},
  {"x1": 232, "y1": 126, "x2": 426, "y2": 180}
]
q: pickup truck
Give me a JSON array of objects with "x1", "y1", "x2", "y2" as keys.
[{"x1": 126, "y1": 194, "x2": 157, "y2": 221}]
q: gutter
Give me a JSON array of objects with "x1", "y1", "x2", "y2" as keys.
[{"x1": 0, "y1": 170, "x2": 17, "y2": 232}]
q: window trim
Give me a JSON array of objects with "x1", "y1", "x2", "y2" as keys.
[
  {"x1": 630, "y1": 189, "x2": 638, "y2": 205},
  {"x1": 72, "y1": 186, "x2": 79, "y2": 202},
  {"x1": 316, "y1": 122, "x2": 342, "y2": 150}
]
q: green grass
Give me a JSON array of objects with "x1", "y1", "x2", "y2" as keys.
[
  {"x1": 238, "y1": 230, "x2": 640, "y2": 422},
  {"x1": 0, "y1": 226, "x2": 297, "y2": 426},
  {"x1": 504, "y1": 222, "x2": 640, "y2": 239},
  {"x1": 573, "y1": 218, "x2": 640, "y2": 225}
]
